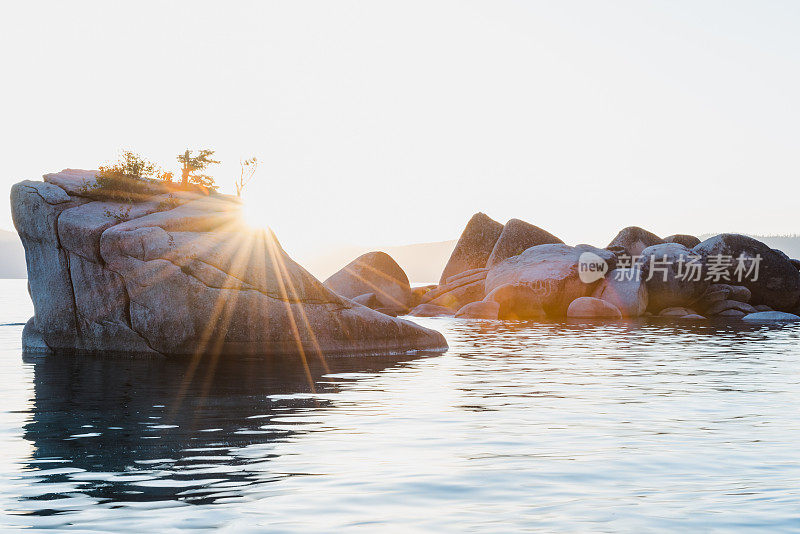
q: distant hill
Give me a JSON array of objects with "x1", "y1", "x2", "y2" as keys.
[{"x1": 0, "y1": 230, "x2": 26, "y2": 278}]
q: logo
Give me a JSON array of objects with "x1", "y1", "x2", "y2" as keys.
[{"x1": 578, "y1": 252, "x2": 609, "y2": 284}]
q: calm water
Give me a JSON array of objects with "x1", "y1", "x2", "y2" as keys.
[{"x1": 2, "y1": 279, "x2": 800, "y2": 532}]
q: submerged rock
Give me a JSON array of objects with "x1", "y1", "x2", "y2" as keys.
[
  {"x1": 12, "y1": 172, "x2": 446, "y2": 356},
  {"x1": 566, "y1": 297, "x2": 622, "y2": 318},
  {"x1": 439, "y1": 212, "x2": 503, "y2": 284},
  {"x1": 324, "y1": 251, "x2": 412, "y2": 314},
  {"x1": 485, "y1": 219, "x2": 562, "y2": 269},
  {"x1": 741, "y1": 311, "x2": 800, "y2": 322}
]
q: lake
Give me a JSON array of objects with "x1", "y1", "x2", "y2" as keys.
[{"x1": 1, "y1": 278, "x2": 800, "y2": 531}]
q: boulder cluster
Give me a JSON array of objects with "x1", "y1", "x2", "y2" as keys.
[
  {"x1": 13, "y1": 170, "x2": 447, "y2": 356},
  {"x1": 327, "y1": 213, "x2": 800, "y2": 323}
]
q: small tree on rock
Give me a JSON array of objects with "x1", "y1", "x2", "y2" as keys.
[
  {"x1": 177, "y1": 149, "x2": 220, "y2": 188},
  {"x1": 236, "y1": 157, "x2": 258, "y2": 197}
]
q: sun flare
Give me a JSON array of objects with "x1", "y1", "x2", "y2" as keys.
[{"x1": 241, "y1": 199, "x2": 271, "y2": 230}]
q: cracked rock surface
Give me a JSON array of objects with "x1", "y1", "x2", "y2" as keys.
[{"x1": 12, "y1": 170, "x2": 447, "y2": 356}]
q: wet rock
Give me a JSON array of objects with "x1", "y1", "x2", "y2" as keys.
[
  {"x1": 22, "y1": 318, "x2": 53, "y2": 354},
  {"x1": 455, "y1": 301, "x2": 500, "y2": 320},
  {"x1": 324, "y1": 251, "x2": 412, "y2": 314},
  {"x1": 485, "y1": 244, "x2": 616, "y2": 317},
  {"x1": 637, "y1": 243, "x2": 709, "y2": 312},
  {"x1": 485, "y1": 219, "x2": 562, "y2": 269},
  {"x1": 679, "y1": 314, "x2": 706, "y2": 320},
  {"x1": 439, "y1": 212, "x2": 503, "y2": 284},
  {"x1": 705, "y1": 300, "x2": 757, "y2": 316},
  {"x1": 753, "y1": 304, "x2": 773, "y2": 312},
  {"x1": 567, "y1": 297, "x2": 622, "y2": 318},
  {"x1": 659, "y1": 307, "x2": 698, "y2": 317},
  {"x1": 716, "y1": 309, "x2": 746, "y2": 318},
  {"x1": 408, "y1": 304, "x2": 454, "y2": 317},
  {"x1": 483, "y1": 284, "x2": 548, "y2": 320},
  {"x1": 591, "y1": 268, "x2": 648, "y2": 317},
  {"x1": 693, "y1": 234, "x2": 800, "y2": 311},
  {"x1": 741, "y1": 311, "x2": 800, "y2": 322},
  {"x1": 607, "y1": 226, "x2": 662, "y2": 257}
]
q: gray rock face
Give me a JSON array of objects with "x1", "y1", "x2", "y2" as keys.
[
  {"x1": 592, "y1": 268, "x2": 648, "y2": 317},
  {"x1": 637, "y1": 243, "x2": 709, "y2": 312},
  {"x1": 439, "y1": 212, "x2": 503, "y2": 284},
  {"x1": 567, "y1": 297, "x2": 622, "y2": 318},
  {"x1": 693, "y1": 234, "x2": 800, "y2": 311},
  {"x1": 485, "y1": 244, "x2": 616, "y2": 317},
  {"x1": 12, "y1": 172, "x2": 446, "y2": 356},
  {"x1": 485, "y1": 219, "x2": 563, "y2": 269},
  {"x1": 607, "y1": 226, "x2": 662, "y2": 257},
  {"x1": 324, "y1": 251, "x2": 412, "y2": 314}
]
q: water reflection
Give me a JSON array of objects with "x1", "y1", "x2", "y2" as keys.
[
  {"x1": 6, "y1": 317, "x2": 800, "y2": 531},
  {"x1": 21, "y1": 351, "x2": 423, "y2": 509}
]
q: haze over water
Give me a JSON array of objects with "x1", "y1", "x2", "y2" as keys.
[{"x1": 2, "y1": 279, "x2": 800, "y2": 531}]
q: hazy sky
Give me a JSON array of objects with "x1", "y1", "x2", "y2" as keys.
[{"x1": 2, "y1": 0, "x2": 798, "y2": 259}]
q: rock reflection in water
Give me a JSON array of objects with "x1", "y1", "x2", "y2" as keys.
[{"x1": 22, "y1": 351, "x2": 423, "y2": 508}]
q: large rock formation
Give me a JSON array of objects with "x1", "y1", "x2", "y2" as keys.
[
  {"x1": 12, "y1": 170, "x2": 447, "y2": 356},
  {"x1": 484, "y1": 244, "x2": 617, "y2": 318},
  {"x1": 324, "y1": 251, "x2": 412, "y2": 314},
  {"x1": 439, "y1": 212, "x2": 503, "y2": 284},
  {"x1": 485, "y1": 218, "x2": 563, "y2": 269},
  {"x1": 693, "y1": 234, "x2": 800, "y2": 311}
]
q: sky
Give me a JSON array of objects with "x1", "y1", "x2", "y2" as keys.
[{"x1": 1, "y1": 0, "x2": 798, "y2": 260}]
